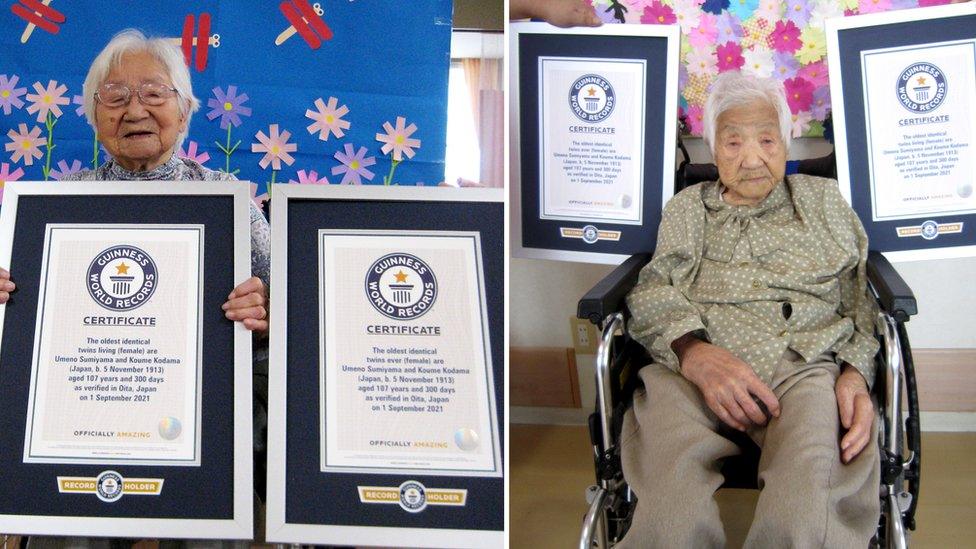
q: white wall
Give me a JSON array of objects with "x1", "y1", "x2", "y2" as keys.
[{"x1": 511, "y1": 137, "x2": 976, "y2": 356}]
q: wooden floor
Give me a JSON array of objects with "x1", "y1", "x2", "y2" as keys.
[{"x1": 511, "y1": 424, "x2": 976, "y2": 548}]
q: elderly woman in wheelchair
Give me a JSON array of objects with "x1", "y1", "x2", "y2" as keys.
[{"x1": 577, "y1": 71, "x2": 920, "y2": 548}]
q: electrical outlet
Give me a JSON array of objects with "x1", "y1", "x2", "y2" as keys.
[{"x1": 570, "y1": 317, "x2": 599, "y2": 355}]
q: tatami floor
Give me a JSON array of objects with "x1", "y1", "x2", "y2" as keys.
[{"x1": 511, "y1": 424, "x2": 976, "y2": 548}]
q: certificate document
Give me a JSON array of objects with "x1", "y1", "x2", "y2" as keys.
[
  {"x1": 319, "y1": 230, "x2": 501, "y2": 476},
  {"x1": 539, "y1": 57, "x2": 646, "y2": 225},
  {"x1": 862, "y1": 39, "x2": 976, "y2": 221},
  {"x1": 23, "y1": 225, "x2": 204, "y2": 466}
]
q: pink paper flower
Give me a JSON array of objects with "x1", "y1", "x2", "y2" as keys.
[
  {"x1": 858, "y1": 0, "x2": 891, "y2": 13},
  {"x1": 0, "y1": 162, "x2": 25, "y2": 204},
  {"x1": 72, "y1": 94, "x2": 85, "y2": 116},
  {"x1": 5, "y1": 123, "x2": 45, "y2": 165},
  {"x1": 289, "y1": 169, "x2": 330, "y2": 184},
  {"x1": 178, "y1": 141, "x2": 211, "y2": 165},
  {"x1": 784, "y1": 77, "x2": 815, "y2": 114},
  {"x1": 791, "y1": 111, "x2": 813, "y2": 137},
  {"x1": 306, "y1": 97, "x2": 351, "y2": 141},
  {"x1": 715, "y1": 42, "x2": 745, "y2": 72},
  {"x1": 798, "y1": 61, "x2": 829, "y2": 87},
  {"x1": 0, "y1": 74, "x2": 27, "y2": 115},
  {"x1": 251, "y1": 124, "x2": 297, "y2": 170},
  {"x1": 768, "y1": 20, "x2": 802, "y2": 54},
  {"x1": 688, "y1": 13, "x2": 719, "y2": 49},
  {"x1": 686, "y1": 104, "x2": 705, "y2": 135},
  {"x1": 25, "y1": 80, "x2": 69, "y2": 123},
  {"x1": 332, "y1": 143, "x2": 376, "y2": 185},
  {"x1": 375, "y1": 116, "x2": 421, "y2": 161},
  {"x1": 641, "y1": 2, "x2": 676, "y2": 24},
  {"x1": 49, "y1": 159, "x2": 82, "y2": 180}
]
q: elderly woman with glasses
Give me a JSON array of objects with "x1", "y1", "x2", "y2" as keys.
[{"x1": 62, "y1": 29, "x2": 270, "y2": 331}]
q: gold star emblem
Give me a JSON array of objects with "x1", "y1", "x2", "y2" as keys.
[
  {"x1": 916, "y1": 76, "x2": 927, "y2": 86},
  {"x1": 394, "y1": 270, "x2": 408, "y2": 283},
  {"x1": 115, "y1": 262, "x2": 130, "y2": 275},
  {"x1": 587, "y1": 87, "x2": 597, "y2": 96}
]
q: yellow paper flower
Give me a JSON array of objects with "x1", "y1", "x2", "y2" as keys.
[
  {"x1": 797, "y1": 26, "x2": 827, "y2": 65},
  {"x1": 740, "y1": 17, "x2": 773, "y2": 50},
  {"x1": 840, "y1": 0, "x2": 859, "y2": 11},
  {"x1": 684, "y1": 73, "x2": 713, "y2": 106}
]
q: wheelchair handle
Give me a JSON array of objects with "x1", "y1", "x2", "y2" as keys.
[{"x1": 596, "y1": 313, "x2": 624, "y2": 457}]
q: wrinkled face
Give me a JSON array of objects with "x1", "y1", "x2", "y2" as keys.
[
  {"x1": 95, "y1": 51, "x2": 186, "y2": 172},
  {"x1": 713, "y1": 99, "x2": 787, "y2": 206}
]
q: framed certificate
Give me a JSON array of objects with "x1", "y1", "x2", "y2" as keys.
[
  {"x1": 266, "y1": 186, "x2": 503, "y2": 548},
  {"x1": 0, "y1": 182, "x2": 253, "y2": 539},
  {"x1": 510, "y1": 22, "x2": 680, "y2": 264},
  {"x1": 827, "y1": 2, "x2": 976, "y2": 261}
]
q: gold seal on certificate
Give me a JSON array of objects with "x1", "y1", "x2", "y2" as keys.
[
  {"x1": 319, "y1": 230, "x2": 501, "y2": 476},
  {"x1": 539, "y1": 57, "x2": 646, "y2": 225},
  {"x1": 861, "y1": 39, "x2": 976, "y2": 221},
  {"x1": 23, "y1": 224, "x2": 203, "y2": 466}
]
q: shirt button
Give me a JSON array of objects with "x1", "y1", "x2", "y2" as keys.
[{"x1": 751, "y1": 279, "x2": 762, "y2": 289}]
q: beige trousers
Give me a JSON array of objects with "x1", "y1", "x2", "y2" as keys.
[{"x1": 617, "y1": 352, "x2": 880, "y2": 549}]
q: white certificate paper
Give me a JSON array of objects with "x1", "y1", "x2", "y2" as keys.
[
  {"x1": 24, "y1": 225, "x2": 203, "y2": 466},
  {"x1": 539, "y1": 57, "x2": 646, "y2": 225},
  {"x1": 862, "y1": 40, "x2": 976, "y2": 221},
  {"x1": 319, "y1": 230, "x2": 501, "y2": 477}
]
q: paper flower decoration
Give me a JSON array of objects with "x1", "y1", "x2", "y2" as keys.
[
  {"x1": 289, "y1": 169, "x2": 330, "y2": 184},
  {"x1": 641, "y1": 2, "x2": 676, "y2": 24},
  {"x1": 71, "y1": 94, "x2": 85, "y2": 117},
  {"x1": 688, "y1": 13, "x2": 719, "y2": 49},
  {"x1": 0, "y1": 75, "x2": 27, "y2": 115},
  {"x1": 306, "y1": 96, "x2": 351, "y2": 140},
  {"x1": 252, "y1": 124, "x2": 297, "y2": 170},
  {"x1": 332, "y1": 143, "x2": 375, "y2": 185},
  {"x1": 249, "y1": 182, "x2": 269, "y2": 210},
  {"x1": 206, "y1": 86, "x2": 252, "y2": 129},
  {"x1": 49, "y1": 159, "x2": 82, "y2": 180},
  {"x1": 178, "y1": 141, "x2": 211, "y2": 165},
  {"x1": 5, "y1": 124, "x2": 44, "y2": 165},
  {"x1": 769, "y1": 20, "x2": 802, "y2": 54},
  {"x1": 0, "y1": 162, "x2": 24, "y2": 204},
  {"x1": 742, "y1": 48, "x2": 775, "y2": 78},
  {"x1": 784, "y1": 77, "x2": 815, "y2": 113},
  {"x1": 375, "y1": 117, "x2": 421, "y2": 161},
  {"x1": 25, "y1": 80, "x2": 69, "y2": 123},
  {"x1": 797, "y1": 27, "x2": 827, "y2": 65},
  {"x1": 716, "y1": 42, "x2": 745, "y2": 72},
  {"x1": 791, "y1": 110, "x2": 814, "y2": 137},
  {"x1": 773, "y1": 51, "x2": 801, "y2": 79}
]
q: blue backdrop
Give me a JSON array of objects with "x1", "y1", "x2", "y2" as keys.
[{"x1": 0, "y1": 0, "x2": 452, "y2": 201}]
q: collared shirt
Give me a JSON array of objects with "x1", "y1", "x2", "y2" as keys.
[{"x1": 626, "y1": 174, "x2": 879, "y2": 388}]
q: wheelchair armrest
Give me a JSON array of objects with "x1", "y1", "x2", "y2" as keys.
[
  {"x1": 577, "y1": 253, "x2": 652, "y2": 325},
  {"x1": 867, "y1": 250, "x2": 917, "y2": 322}
]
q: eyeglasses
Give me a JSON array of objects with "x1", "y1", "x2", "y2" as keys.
[{"x1": 94, "y1": 82, "x2": 178, "y2": 108}]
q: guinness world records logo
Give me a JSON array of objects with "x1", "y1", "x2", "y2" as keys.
[
  {"x1": 398, "y1": 480, "x2": 428, "y2": 513},
  {"x1": 365, "y1": 253, "x2": 437, "y2": 320},
  {"x1": 95, "y1": 470, "x2": 124, "y2": 502},
  {"x1": 897, "y1": 62, "x2": 947, "y2": 113},
  {"x1": 569, "y1": 74, "x2": 615, "y2": 123},
  {"x1": 86, "y1": 245, "x2": 158, "y2": 311}
]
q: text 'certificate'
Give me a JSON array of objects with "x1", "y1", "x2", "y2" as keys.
[
  {"x1": 24, "y1": 225, "x2": 204, "y2": 466},
  {"x1": 539, "y1": 57, "x2": 647, "y2": 225},
  {"x1": 862, "y1": 39, "x2": 976, "y2": 221},
  {"x1": 319, "y1": 230, "x2": 501, "y2": 477}
]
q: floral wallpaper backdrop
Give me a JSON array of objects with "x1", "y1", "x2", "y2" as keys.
[
  {"x1": 590, "y1": 0, "x2": 958, "y2": 138},
  {"x1": 0, "y1": 0, "x2": 452, "y2": 205}
]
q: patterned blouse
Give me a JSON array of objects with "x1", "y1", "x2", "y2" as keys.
[
  {"x1": 63, "y1": 154, "x2": 271, "y2": 290},
  {"x1": 626, "y1": 174, "x2": 879, "y2": 388}
]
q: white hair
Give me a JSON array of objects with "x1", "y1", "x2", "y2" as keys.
[
  {"x1": 702, "y1": 71, "x2": 792, "y2": 155},
  {"x1": 82, "y1": 29, "x2": 199, "y2": 151}
]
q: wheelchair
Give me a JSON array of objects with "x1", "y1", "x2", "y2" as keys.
[{"x1": 576, "y1": 146, "x2": 921, "y2": 549}]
